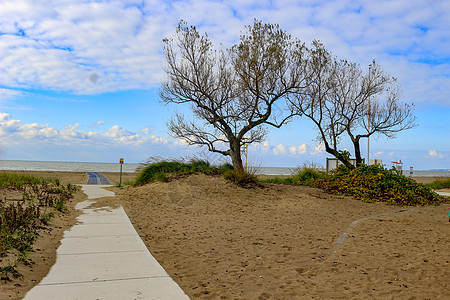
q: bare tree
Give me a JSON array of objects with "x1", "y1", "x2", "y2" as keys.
[
  {"x1": 330, "y1": 60, "x2": 416, "y2": 166},
  {"x1": 160, "y1": 20, "x2": 307, "y2": 172},
  {"x1": 288, "y1": 41, "x2": 354, "y2": 168},
  {"x1": 289, "y1": 42, "x2": 416, "y2": 169}
]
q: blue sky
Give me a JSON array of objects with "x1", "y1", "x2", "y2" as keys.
[{"x1": 1, "y1": 0, "x2": 449, "y2": 170}]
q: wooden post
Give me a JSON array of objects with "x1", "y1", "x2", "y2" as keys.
[{"x1": 119, "y1": 158, "x2": 124, "y2": 186}]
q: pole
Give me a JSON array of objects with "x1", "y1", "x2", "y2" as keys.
[
  {"x1": 119, "y1": 158, "x2": 124, "y2": 186},
  {"x1": 367, "y1": 97, "x2": 370, "y2": 165},
  {"x1": 367, "y1": 136, "x2": 369, "y2": 165},
  {"x1": 120, "y1": 163, "x2": 123, "y2": 186}
]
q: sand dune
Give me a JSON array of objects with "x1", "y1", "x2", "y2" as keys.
[{"x1": 103, "y1": 174, "x2": 450, "y2": 299}]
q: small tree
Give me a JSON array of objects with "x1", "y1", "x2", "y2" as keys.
[
  {"x1": 160, "y1": 20, "x2": 306, "y2": 172},
  {"x1": 289, "y1": 42, "x2": 416, "y2": 169},
  {"x1": 288, "y1": 41, "x2": 355, "y2": 168},
  {"x1": 329, "y1": 60, "x2": 416, "y2": 166}
]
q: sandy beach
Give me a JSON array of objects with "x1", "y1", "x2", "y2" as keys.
[{"x1": 1, "y1": 171, "x2": 449, "y2": 299}]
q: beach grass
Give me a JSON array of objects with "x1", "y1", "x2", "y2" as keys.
[
  {"x1": 133, "y1": 158, "x2": 234, "y2": 186},
  {"x1": 424, "y1": 178, "x2": 450, "y2": 189},
  {"x1": 261, "y1": 167, "x2": 325, "y2": 185},
  {"x1": 0, "y1": 172, "x2": 78, "y2": 281}
]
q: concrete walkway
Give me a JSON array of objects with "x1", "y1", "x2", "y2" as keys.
[
  {"x1": 436, "y1": 191, "x2": 450, "y2": 197},
  {"x1": 24, "y1": 185, "x2": 189, "y2": 300}
]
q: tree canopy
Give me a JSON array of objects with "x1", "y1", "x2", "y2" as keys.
[
  {"x1": 160, "y1": 20, "x2": 307, "y2": 172},
  {"x1": 288, "y1": 42, "x2": 416, "y2": 168},
  {"x1": 160, "y1": 21, "x2": 416, "y2": 172}
]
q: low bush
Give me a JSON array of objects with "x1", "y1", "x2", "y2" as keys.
[{"x1": 312, "y1": 164, "x2": 447, "y2": 206}]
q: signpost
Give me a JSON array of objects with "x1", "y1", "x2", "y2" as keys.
[{"x1": 119, "y1": 158, "x2": 124, "y2": 186}]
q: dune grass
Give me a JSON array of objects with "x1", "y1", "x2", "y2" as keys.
[
  {"x1": 133, "y1": 158, "x2": 234, "y2": 186},
  {"x1": 262, "y1": 167, "x2": 326, "y2": 186},
  {"x1": 0, "y1": 172, "x2": 78, "y2": 281},
  {"x1": 425, "y1": 178, "x2": 450, "y2": 190}
]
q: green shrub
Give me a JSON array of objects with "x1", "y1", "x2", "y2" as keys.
[
  {"x1": 295, "y1": 168, "x2": 325, "y2": 183},
  {"x1": 217, "y1": 163, "x2": 234, "y2": 174},
  {"x1": 312, "y1": 164, "x2": 447, "y2": 206}
]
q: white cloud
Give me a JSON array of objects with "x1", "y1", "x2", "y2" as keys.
[
  {"x1": 174, "y1": 139, "x2": 189, "y2": 146},
  {"x1": 90, "y1": 120, "x2": 105, "y2": 128},
  {"x1": 311, "y1": 143, "x2": 325, "y2": 155},
  {"x1": 0, "y1": 88, "x2": 23, "y2": 100},
  {"x1": 289, "y1": 144, "x2": 307, "y2": 155},
  {"x1": 428, "y1": 149, "x2": 444, "y2": 159},
  {"x1": 273, "y1": 144, "x2": 286, "y2": 155},
  {"x1": 0, "y1": 0, "x2": 448, "y2": 105},
  {"x1": 0, "y1": 113, "x2": 176, "y2": 148},
  {"x1": 140, "y1": 127, "x2": 152, "y2": 135},
  {"x1": 151, "y1": 135, "x2": 168, "y2": 144}
]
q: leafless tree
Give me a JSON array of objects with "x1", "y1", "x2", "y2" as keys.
[
  {"x1": 160, "y1": 20, "x2": 307, "y2": 172},
  {"x1": 289, "y1": 42, "x2": 416, "y2": 169}
]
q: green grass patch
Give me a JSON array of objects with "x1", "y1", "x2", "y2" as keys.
[
  {"x1": 0, "y1": 173, "x2": 60, "y2": 189},
  {"x1": 261, "y1": 168, "x2": 326, "y2": 186},
  {"x1": 133, "y1": 159, "x2": 234, "y2": 186},
  {"x1": 425, "y1": 178, "x2": 450, "y2": 190}
]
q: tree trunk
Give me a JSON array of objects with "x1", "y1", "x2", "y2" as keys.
[
  {"x1": 324, "y1": 142, "x2": 355, "y2": 170},
  {"x1": 230, "y1": 139, "x2": 245, "y2": 173},
  {"x1": 353, "y1": 136, "x2": 363, "y2": 166}
]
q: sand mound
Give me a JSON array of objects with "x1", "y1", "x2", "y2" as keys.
[{"x1": 104, "y1": 174, "x2": 450, "y2": 299}]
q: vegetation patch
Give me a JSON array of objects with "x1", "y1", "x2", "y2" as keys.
[
  {"x1": 424, "y1": 178, "x2": 450, "y2": 190},
  {"x1": 0, "y1": 172, "x2": 78, "y2": 281},
  {"x1": 263, "y1": 165, "x2": 447, "y2": 206},
  {"x1": 223, "y1": 170, "x2": 259, "y2": 188},
  {"x1": 312, "y1": 165, "x2": 447, "y2": 206},
  {"x1": 134, "y1": 158, "x2": 234, "y2": 186},
  {"x1": 262, "y1": 167, "x2": 326, "y2": 186}
]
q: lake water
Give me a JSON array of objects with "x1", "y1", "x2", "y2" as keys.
[{"x1": 0, "y1": 160, "x2": 449, "y2": 177}]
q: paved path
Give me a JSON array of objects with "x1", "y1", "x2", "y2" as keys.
[
  {"x1": 436, "y1": 191, "x2": 450, "y2": 197},
  {"x1": 86, "y1": 172, "x2": 112, "y2": 185},
  {"x1": 24, "y1": 185, "x2": 189, "y2": 300}
]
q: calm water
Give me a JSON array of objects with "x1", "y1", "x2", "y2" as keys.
[
  {"x1": 0, "y1": 160, "x2": 140, "y2": 173},
  {"x1": 0, "y1": 160, "x2": 449, "y2": 177}
]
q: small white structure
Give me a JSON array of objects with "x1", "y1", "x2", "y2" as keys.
[
  {"x1": 392, "y1": 160, "x2": 403, "y2": 173},
  {"x1": 326, "y1": 158, "x2": 363, "y2": 172}
]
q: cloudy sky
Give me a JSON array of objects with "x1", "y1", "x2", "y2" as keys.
[{"x1": 1, "y1": 0, "x2": 449, "y2": 169}]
